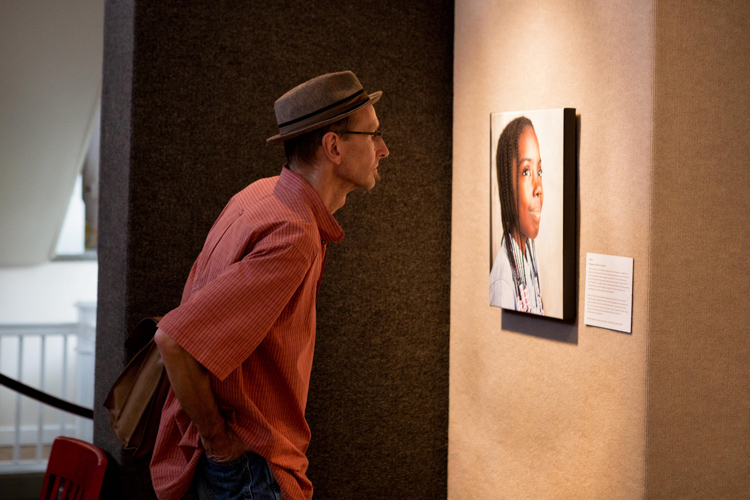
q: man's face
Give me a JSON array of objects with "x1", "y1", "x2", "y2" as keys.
[
  {"x1": 335, "y1": 105, "x2": 389, "y2": 190},
  {"x1": 515, "y1": 125, "x2": 543, "y2": 240}
]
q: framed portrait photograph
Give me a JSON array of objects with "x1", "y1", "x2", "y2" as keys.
[{"x1": 489, "y1": 108, "x2": 576, "y2": 320}]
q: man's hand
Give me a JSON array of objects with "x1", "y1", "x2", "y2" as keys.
[
  {"x1": 201, "y1": 424, "x2": 247, "y2": 462},
  {"x1": 154, "y1": 328, "x2": 249, "y2": 461}
]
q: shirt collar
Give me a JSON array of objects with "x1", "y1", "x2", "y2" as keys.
[{"x1": 277, "y1": 166, "x2": 345, "y2": 243}]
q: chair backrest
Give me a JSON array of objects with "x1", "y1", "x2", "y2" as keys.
[{"x1": 40, "y1": 437, "x2": 108, "y2": 500}]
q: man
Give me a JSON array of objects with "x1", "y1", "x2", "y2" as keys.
[{"x1": 150, "y1": 71, "x2": 389, "y2": 500}]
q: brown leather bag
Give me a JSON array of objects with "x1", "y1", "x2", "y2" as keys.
[{"x1": 103, "y1": 318, "x2": 170, "y2": 458}]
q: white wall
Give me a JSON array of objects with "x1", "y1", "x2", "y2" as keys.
[
  {"x1": 0, "y1": 262, "x2": 97, "y2": 324},
  {"x1": 0, "y1": 0, "x2": 102, "y2": 452},
  {"x1": 0, "y1": 0, "x2": 103, "y2": 266}
]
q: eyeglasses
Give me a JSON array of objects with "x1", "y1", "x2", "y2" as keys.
[{"x1": 342, "y1": 130, "x2": 383, "y2": 138}]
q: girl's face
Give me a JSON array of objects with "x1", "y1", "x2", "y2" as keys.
[{"x1": 515, "y1": 126, "x2": 543, "y2": 240}]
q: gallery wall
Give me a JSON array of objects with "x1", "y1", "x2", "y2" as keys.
[
  {"x1": 648, "y1": 0, "x2": 750, "y2": 497},
  {"x1": 95, "y1": 1, "x2": 452, "y2": 498},
  {"x1": 94, "y1": 0, "x2": 747, "y2": 497},
  {"x1": 451, "y1": 1, "x2": 653, "y2": 498},
  {"x1": 451, "y1": 0, "x2": 749, "y2": 498}
]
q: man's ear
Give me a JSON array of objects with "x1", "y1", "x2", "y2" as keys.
[{"x1": 320, "y1": 131, "x2": 343, "y2": 164}]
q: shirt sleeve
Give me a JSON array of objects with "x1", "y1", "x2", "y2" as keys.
[
  {"x1": 489, "y1": 252, "x2": 517, "y2": 310},
  {"x1": 158, "y1": 230, "x2": 315, "y2": 381}
]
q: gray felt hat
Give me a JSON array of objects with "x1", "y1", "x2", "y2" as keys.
[{"x1": 267, "y1": 71, "x2": 382, "y2": 143}]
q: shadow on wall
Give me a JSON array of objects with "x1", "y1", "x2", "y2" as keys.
[
  {"x1": 501, "y1": 113, "x2": 581, "y2": 346},
  {"x1": 502, "y1": 309, "x2": 578, "y2": 344}
]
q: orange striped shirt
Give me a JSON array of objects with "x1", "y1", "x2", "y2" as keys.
[{"x1": 150, "y1": 167, "x2": 343, "y2": 500}]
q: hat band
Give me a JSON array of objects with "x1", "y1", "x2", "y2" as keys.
[{"x1": 278, "y1": 89, "x2": 369, "y2": 135}]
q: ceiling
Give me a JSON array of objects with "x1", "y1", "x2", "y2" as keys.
[{"x1": 0, "y1": 0, "x2": 103, "y2": 266}]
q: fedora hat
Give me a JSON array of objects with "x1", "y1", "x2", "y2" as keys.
[{"x1": 267, "y1": 71, "x2": 382, "y2": 143}]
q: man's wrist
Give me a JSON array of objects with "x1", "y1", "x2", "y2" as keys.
[{"x1": 197, "y1": 416, "x2": 227, "y2": 442}]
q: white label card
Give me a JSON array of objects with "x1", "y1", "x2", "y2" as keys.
[{"x1": 584, "y1": 253, "x2": 634, "y2": 334}]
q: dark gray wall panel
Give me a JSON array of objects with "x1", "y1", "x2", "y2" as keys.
[{"x1": 95, "y1": 1, "x2": 453, "y2": 499}]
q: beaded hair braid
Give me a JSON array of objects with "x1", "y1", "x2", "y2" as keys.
[{"x1": 496, "y1": 116, "x2": 534, "y2": 285}]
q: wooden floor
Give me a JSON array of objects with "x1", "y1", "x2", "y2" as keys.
[{"x1": 0, "y1": 445, "x2": 52, "y2": 462}]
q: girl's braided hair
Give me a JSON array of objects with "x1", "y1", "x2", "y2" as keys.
[{"x1": 496, "y1": 116, "x2": 533, "y2": 276}]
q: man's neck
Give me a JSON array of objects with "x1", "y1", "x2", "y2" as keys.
[{"x1": 288, "y1": 161, "x2": 351, "y2": 214}]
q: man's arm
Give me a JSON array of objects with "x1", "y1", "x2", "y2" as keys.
[{"x1": 154, "y1": 328, "x2": 247, "y2": 461}]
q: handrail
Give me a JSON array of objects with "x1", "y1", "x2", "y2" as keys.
[{"x1": 0, "y1": 373, "x2": 93, "y2": 419}]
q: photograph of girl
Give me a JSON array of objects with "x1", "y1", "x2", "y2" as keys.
[{"x1": 489, "y1": 109, "x2": 572, "y2": 319}]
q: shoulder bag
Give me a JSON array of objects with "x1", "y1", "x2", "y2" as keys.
[{"x1": 103, "y1": 317, "x2": 170, "y2": 458}]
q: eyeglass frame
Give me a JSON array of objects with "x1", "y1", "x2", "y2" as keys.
[{"x1": 341, "y1": 130, "x2": 383, "y2": 138}]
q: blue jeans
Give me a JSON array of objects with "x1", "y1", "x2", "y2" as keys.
[{"x1": 196, "y1": 451, "x2": 283, "y2": 500}]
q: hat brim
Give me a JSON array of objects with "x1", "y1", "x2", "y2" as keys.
[{"x1": 266, "y1": 91, "x2": 382, "y2": 144}]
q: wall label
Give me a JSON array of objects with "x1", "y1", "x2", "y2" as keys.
[{"x1": 584, "y1": 253, "x2": 634, "y2": 334}]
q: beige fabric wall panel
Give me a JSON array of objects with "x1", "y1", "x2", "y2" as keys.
[
  {"x1": 648, "y1": 1, "x2": 750, "y2": 498},
  {"x1": 451, "y1": 1, "x2": 653, "y2": 498}
]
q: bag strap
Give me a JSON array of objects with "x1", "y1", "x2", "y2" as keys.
[{"x1": 124, "y1": 317, "x2": 162, "y2": 352}]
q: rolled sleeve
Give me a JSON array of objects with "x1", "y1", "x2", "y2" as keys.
[{"x1": 159, "y1": 235, "x2": 314, "y2": 381}]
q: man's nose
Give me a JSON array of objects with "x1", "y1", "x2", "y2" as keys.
[{"x1": 378, "y1": 139, "x2": 389, "y2": 158}]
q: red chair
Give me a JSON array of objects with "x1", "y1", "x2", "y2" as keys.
[{"x1": 39, "y1": 436, "x2": 107, "y2": 500}]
